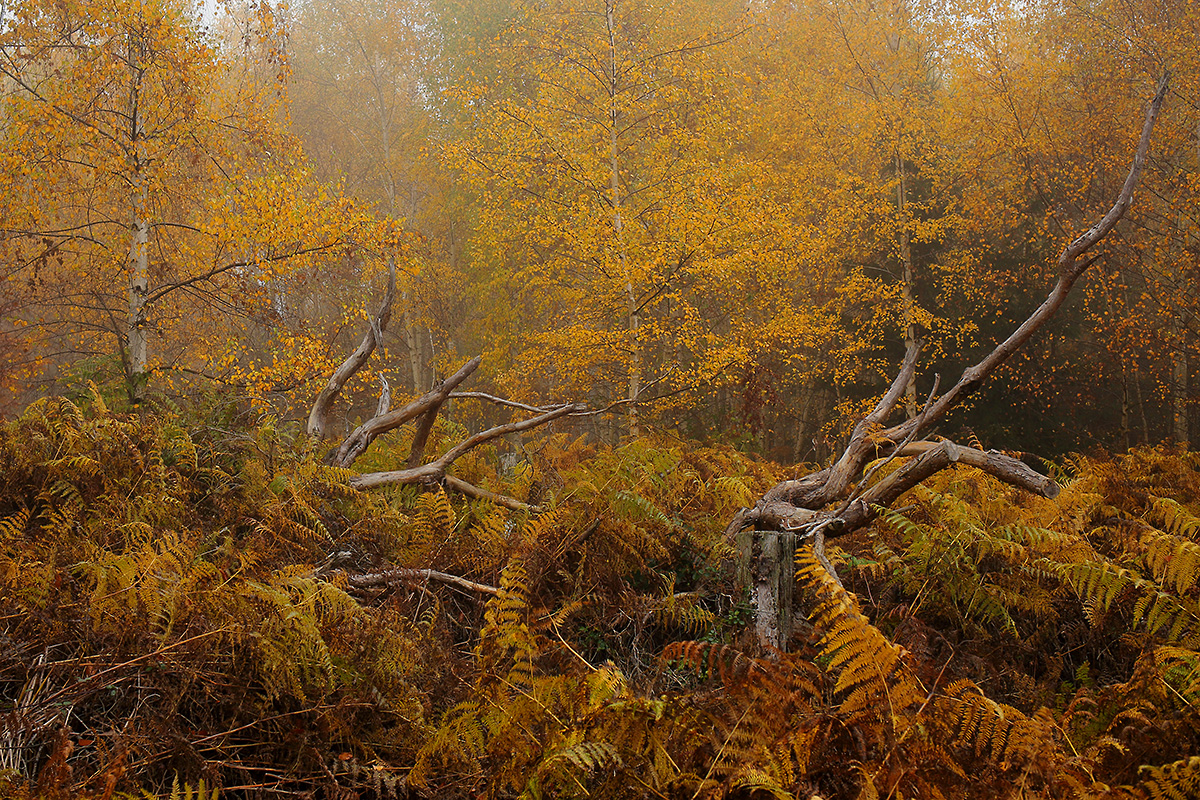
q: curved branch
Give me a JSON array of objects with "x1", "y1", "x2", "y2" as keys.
[
  {"x1": 884, "y1": 73, "x2": 1170, "y2": 446},
  {"x1": 307, "y1": 259, "x2": 396, "y2": 439},
  {"x1": 348, "y1": 402, "x2": 581, "y2": 490},
  {"x1": 334, "y1": 356, "x2": 481, "y2": 468}
]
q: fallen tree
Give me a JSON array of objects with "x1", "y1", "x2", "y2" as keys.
[
  {"x1": 727, "y1": 75, "x2": 1171, "y2": 648},
  {"x1": 307, "y1": 258, "x2": 580, "y2": 513}
]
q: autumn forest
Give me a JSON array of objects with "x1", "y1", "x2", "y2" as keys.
[{"x1": 2, "y1": 0, "x2": 1200, "y2": 796}]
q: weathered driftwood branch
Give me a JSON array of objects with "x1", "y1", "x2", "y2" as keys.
[
  {"x1": 346, "y1": 567, "x2": 498, "y2": 595},
  {"x1": 308, "y1": 267, "x2": 585, "y2": 507},
  {"x1": 309, "y1": 298, "x2": 581, "y2": 506},
  {"x1": 732, "y1": 75, "x2": 1168, "y2": 651},
  {"x1": 349, "y1": 402, "x2": 582, "y2": 490},
  {"x1": 333, "y1": 356, "x2": 482, "y2": 468},
  {"x1": 729, "y1": 75, "x2": 1168, "y2": 542},
  {"x1": 307, "y1": 258, "x2": 396, "y2": 440}
]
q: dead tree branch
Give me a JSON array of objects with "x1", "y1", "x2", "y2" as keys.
[
  {"x1": 729, "y1": 73, "x2": 1169, "y2": 544},
  {"x1": 307, "y1": 258, "x2": 396, "y2": 440},
  {"x1": 349, "y1": 403, "x2": 582, "y2": 490},
  {"x1": 332, "y1": 357, "x2": 481, "y2": 468},
  {"x1": 346, "y1": 567, "x2": 498, "y2": 596},
  {"x1": 309, "y1": 286, "x2": 582, "y2": 507}
]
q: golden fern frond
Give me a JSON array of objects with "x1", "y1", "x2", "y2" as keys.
[
  {"x1": 728, "y1": 767, "x2": 794, "y2": 799},
  {"x1": 933, "y1": 679, "x2": 1025, "y2": 764},
  {"x1": 0, "y1": 508, "x2": 30, "y2": 544},
  {"x1": 1149, "y1": 647, "x2": 1200, "y2": 706},
  {"x1": 1137, "y1": 755, "x2": 1200, "y2": 800},
  {"x1": 1132, "y1": 590, "x2": 1200, "y2": 643},
  {"x1": 662, "y1": 641, "x2": 761, "y2": 684},
  {"x1": 796, "y1": 548, "x2": 922, "y2": 724},
  {"x1": 524, "y1": 507, "x2": 568, "y2": 554},
  {"x1": 1057, "y1": 561, "x2": 1143, "y2": 611},
  {"x1": 532, "y1": 739, "x2": 622, "y2": 795},
  {"x1": 418, "y1": 488, "x2": 456, "y2": 538},
  {"x1": 1149, "y1": 497, "x2": 1200, "y2": 539},
  {"x1": 712, "y1": 474, "x2": 756, "y2": 513},
  {"x1": 166, "y1": 775, "x2": 219, "y2": 800},
  {"x1": 1143, "y1": 533, "x2": 1200, "y2": 595},
  {"x1": 471, "y1": 507, "x2": 509, "y2": 561}
]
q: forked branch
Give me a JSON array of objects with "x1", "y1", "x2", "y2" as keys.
[
  {"x1": 728, "y1": 73, "x2": 1170, "y2": 544},
  {"x1": 308, "y1": 275, "x2": 582, "y2": 509},
  {"x1": 307, "y1": 258, "x2": 396, "y2": 440}
]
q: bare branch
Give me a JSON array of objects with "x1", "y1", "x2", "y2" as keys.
[
  {"x1": 822, "y1": 342, "x2": 924, "y2": 502},
  {"x1": 334, "y1": 356, "x2": 481, "y2": 468},
  {"x1": 375, "y1": 373, "x2": 391, "y2": 418},
  {"x1": 436, "y1": 403, "x2": 581, "y2": 467},
  {"x1": 307, "y1": 259, "x2": 396, "y2": 439},
  {"x1": 348, "y1": 402, "x2": 581, "y2": 490},
  {"x1": 834, "y1": 441, "x2": 1060, "y2": 535},
  {"x1": 346, "y1": 567, "x2": 498, "y2": 596},
  {"x1": 443, "y1": 475, "x2": 543, "y2": 513},
  {"x1": 726, "y1": 74, "x2": 1169, "y2": 550},
  {"x1": 884, "y1": 74, "x2": 1170, "y2": 447},
  {"x1": 449, "y1": 391, "x2": 557, "y2": 414}
]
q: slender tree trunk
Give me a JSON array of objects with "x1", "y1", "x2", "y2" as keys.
[
  {"x1": 1120, "y1": 363, "x2": 1131, "y2": 451},
  {"x1": 404, "y1": 305, "x2": 422, "y2": 391},
  {"x1": 897, "y1": 153, "x2": 917, "y2": 418},
  {"x1": 379, "y1": 75, "x2": 424, "y2": 395},
  {"x1": 1135, "y1": 362, "x2": 1150, "y2": 444},
  {"x1": 1172, "y1": 317, "x2": 1189, "y2": 445},
  {"x1": 607, "y1": 0, "x2": 639, "y2": 438},
  {"x1": 125, "y1": 46, "x2": 149, "y2": 407}
]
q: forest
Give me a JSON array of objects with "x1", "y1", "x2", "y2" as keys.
[{"x1": 2, "y1": 0, "x2": 1200, "y2": 796}]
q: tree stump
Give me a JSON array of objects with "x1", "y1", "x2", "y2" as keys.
[{"x1": 737, "y1": 529, "x2": 797, "y2": 652}]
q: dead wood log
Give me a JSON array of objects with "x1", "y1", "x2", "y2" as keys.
[
  {"x1": 308, "y1": 271, "x2": 583, "y2": 509},
  {"x1": 730, "y1": 74, "x2": 1170, "y2": 649}
]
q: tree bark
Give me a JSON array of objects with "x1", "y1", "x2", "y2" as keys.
[{"x1": 897, "y1": 153, "x2": 918, "y2": 419}]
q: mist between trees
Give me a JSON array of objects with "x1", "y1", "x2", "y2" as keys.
[
  {"x1": 3, "y1": 0, "x2": 1200, "y2": 798},
  {"x1": 0, "y1": 0, "x2": 1197, "y2": 456}
]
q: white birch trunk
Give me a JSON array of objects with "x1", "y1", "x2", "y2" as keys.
[
  {"x1": 607, "y1": 0, "x2": 639, "y2": 438},
  {"x1": 125, "y1": 45, "x2": 150, "y2": 406}
]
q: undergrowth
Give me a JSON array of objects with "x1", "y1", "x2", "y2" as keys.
[{"x1": 0, "y1": 395, "x2": 1197, "y2": 798}]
